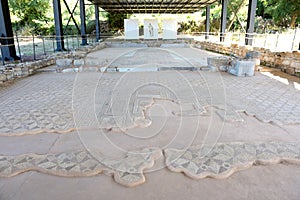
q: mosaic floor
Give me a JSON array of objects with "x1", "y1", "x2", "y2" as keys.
[
  {"x1": 0, "y1": 147, "x2": 161, "y2": 187},
  {"x1": 0, "y1": 47, "x2": 300, "y2": 188},
  {"x1": 165, "y1": 141, "x2": 300, "y2": 179},
  {"x1": 0, "y1": 69, "x2": 299, "y2": 136},
  {"x1": 1, "y1": 142, "x2": 299, "y2": 187}
]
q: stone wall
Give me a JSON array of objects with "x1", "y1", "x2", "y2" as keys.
[
  {"x1": 105, "y1": 38, "x2": 192, "y2": 48},
  {"x1": 0, "y1": 42, "x2": 106, "y2": 84},
  {"x1": 0, "y1": 58, "x2": 56, "y2": 83},
  {"x1": 194, "y1": 41, "x2": 300, "y2": 76}
]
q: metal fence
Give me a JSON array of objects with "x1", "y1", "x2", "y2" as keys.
[
  {"x1": 1, "y1": 30, "x2": 300, "y2": 66},
  {"x1": 189, "y1": 29, "x2": 300, "y2": 52},
  {"x1": 0, "y1": 34, "x2": 113, "y2": 66}
]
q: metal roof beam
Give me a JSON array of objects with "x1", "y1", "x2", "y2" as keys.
[{"x1": 89, "y1": 0, "x2": 219, "y2": 14}]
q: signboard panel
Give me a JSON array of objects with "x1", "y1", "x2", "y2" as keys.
[
  {"x1": 125, "y1": 19, "x2": 139, "y2": 39},
  {"x1": 163, "y1": 19, "x2": 177, "y2": 40},
  {"x1": 144, "y1": 19, "x2": 158, "y2": 39}
]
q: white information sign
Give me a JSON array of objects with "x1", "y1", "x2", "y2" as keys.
[
  {"x1": 162, "y1": 19, "x2": 177, "y2": 39},
  {"x1": 124, "y1": 19, "x2": 139, "y2": 39},
  {"x1": 144, "y1": 19, "x2": 158, "y2": 39}
]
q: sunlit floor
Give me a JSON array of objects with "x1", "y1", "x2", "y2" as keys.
[{"x1": 0, "y1": 46, "x2": 299, "y2": 199}]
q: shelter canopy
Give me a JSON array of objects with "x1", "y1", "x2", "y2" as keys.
[{"x1": 90, "y1": 0, "x2": 218, "y2": 14}]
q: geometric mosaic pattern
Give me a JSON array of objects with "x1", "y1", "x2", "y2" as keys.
[
  {"x1": 168, "y1": 47, "x2": 300, "y2": 125},
  {"x1": 110, "y1": 48, "x2": 193, "y2": 69},
  {"x1": 1, "y1": 142, "x2": 299, "y2": 187},
  {"x1": 97, "y1": 83, "x2": 178, "y2": 130},
  {"x1": 0, "y1": 73, "x2": 75, "y2": 136},
  {"x1": 0, "y1": 148, "x2": 162, "y2": 187},
  {"x1": 165, "y1": 142, "x2": 300, "y2": 179},
  {"x1": 0, "y1": 47, "x2": 300, "y2": 189},
  {"x1": 0, "y1": 59, "x2": 300, "y2": 136},
  {"x1": 221, "y1": 73, "x2": 300, "y2": 125}
]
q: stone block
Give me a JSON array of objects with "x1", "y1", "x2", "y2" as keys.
[
  {"x1": 291, "y1": 61, "x2": 300, "y2": 69},
  {"x1": 282, "y1": 59, "x2": 291, "y2": 66},
  {"x1": 56, "y1": 59, "x2": 73, "y2": 68},
  {"x1": 85, "y1": 67, "x2": 99, "y2": 72},
  {"x1": 286, "y1": 67, "x2": 295, "y2": 75},
  {"x1": 207, "y1": 56, "x2": 231, "y2": 70},
  {"x1": 245, "y1": 51, "x2": 261, "y2": 59},
  {"x1": 85, "y1": 60, "x2": 102, "y2": 67},
  {"x1": 274, "y1": 59, "x2": 283, "y2": 65},
  {"x1": 247, "y1": 58, "x2": 260, "y2": 69},
  {"x1": 229, "y1": 60, "x2": 256, "y2": 76},
  {"x1": 0, "y1": 73, "x2": 6, "y2": 82},
  {"x1": 5, "y1": 71, "x2": 13, "y2": 80},
  {"x1": 193, "y1": 44, "x2": 201, "y2": 49},
  {"x1": 253, "y1": 47, "x2": 262, "y2": 51},
  {"x1": 292, "y1": 51, "x2": 300, "y2": 58},
  {"x1": 72, "y1": 51, "x2": 87, "y2": 58},
  {"x1": 21, "y1": 68, "x2": 29, "y2": 75},
  {"x1": 231, "y1": 44, "x2": 238, "y2": 48},
  {"x1": 264, "y1": 56, "x2": 274, "y2": 63},
  {"x1": 13, "y1": 68, "x2": 23, "y2": 76},
  {"x1": 74, "y1": 59, "x2": 85, "y2": 67}
]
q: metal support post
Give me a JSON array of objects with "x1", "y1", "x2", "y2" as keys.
[
  {"x1": 205, "y1": 6, "x2": 210, "y2": 40},
  {"x1": 53, "y1": 0, "x2": 66, "y2": 51},
  {"x1": 0, "y1": 0, "x2": 19, "y2": 61},
  {"x1": 80, "y1": 0, "x2": 88, "y2": 45},
  {"x1": 245, "y1": 0, "x2": 257, "y2": 45},
  {"x1": 220, "y1": 0, "x2": 227, "y2": 42},
  {"x1": 95, "y1": 5, "x2": 100, "y2": 42}
]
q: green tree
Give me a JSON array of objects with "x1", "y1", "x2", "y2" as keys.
[
  {"x1": 259, "y1": 0, "x2": 300, "y2": 28},
  {"x1": 9, "y1": 0, "x2": 52, "y2": 34},
  {"x1": 208, "y1": 0, "x2": 249, "y2": 32},
  {"x1": 107, "y1": 13, "x2": 129, "y2": 32}
]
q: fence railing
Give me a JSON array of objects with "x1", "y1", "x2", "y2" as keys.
[
  {"x1": 0, "y1": 34, "x2": 113, "y2": 66},
  {"x1": 187, "y1": 29, "x2": 300, "y2": 52},
  {"x1": 1, "y1": 30, "x2": 300, "y2": 66}
]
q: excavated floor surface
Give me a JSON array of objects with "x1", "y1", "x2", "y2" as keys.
[{"x1": 0, "y1": 46, "x2": 300, "y2": 199}]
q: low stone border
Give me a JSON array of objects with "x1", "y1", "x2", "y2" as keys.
[
  {"x1": 2, "y1": 40, "x2": 299, "y2": 82},
  {"x1": 105, "y1": 38, "x2": 192, "y2": 48},
  {"x1": 0, "y1": 42, "x2": 106, "y2": 84},
  {"x1": 194, "y1": 41, "x2": 300, "y2": 77}
]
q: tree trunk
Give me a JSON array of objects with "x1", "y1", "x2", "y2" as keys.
[
  {"x1": 227, "y1": 0, "x2": 246, "y2": 31},
  {"x1": 290, "y1": 14, "x2": 296, "y2": 28}
]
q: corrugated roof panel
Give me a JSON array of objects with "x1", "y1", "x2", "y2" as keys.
[{"x1": 89, "y1": 0, "x2": 218, "y2": 13}]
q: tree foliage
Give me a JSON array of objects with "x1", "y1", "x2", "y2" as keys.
[
  {"x1": 199, "y1": 0, "x2": 249, "y2": 32},
  {"x1": 7, "y1": 0, "x2": 300, "y2": 36},
  {"x1": 258, "y1": 0, "x2": 300, "y2": 28},
  {"x1": 201, "y1": 0, "x2": 300, "y2": 33},
  {"x1": 107, "y1": 13, "x2": 128, "y2": 32},
  {"x1": 9, "y1": 0, "x2": 52, "y2": 34}
]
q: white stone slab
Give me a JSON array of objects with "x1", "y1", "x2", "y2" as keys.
[
  {"x1": 229, "y1": 60, "x2": 256, "y2": 76},
  {"x1": 124, "y1": 19, "x2": 139, "y2": 39},
  {"x1": 144, "y1": 19, "x2": 158, "y2": 39},
  {"x1": 162, "y1": 19, "x2": 177, "y2": 40}
]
